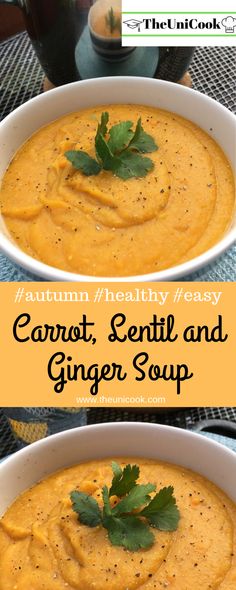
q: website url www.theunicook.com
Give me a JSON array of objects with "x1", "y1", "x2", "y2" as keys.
[{"x1": 76, "y1": 395, "x2": 167, "y2": 405}]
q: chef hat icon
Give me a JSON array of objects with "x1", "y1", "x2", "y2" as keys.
[{"x1": 221, "y1": 16, "x2": 236, "y2": 33}]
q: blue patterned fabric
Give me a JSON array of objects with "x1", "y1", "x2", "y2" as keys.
[
  {"x1": 202, "y1": 432, "x2": 236, "y2": 453},
  {"x1": 2, "y1": 407, "x2": 87, "y2": 450},
  {"x1": 0, "y1": 244, "x2": 235, "y2": 282}
]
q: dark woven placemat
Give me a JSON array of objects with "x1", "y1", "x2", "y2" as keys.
[
  {"x1": 0, "y1": 36, "x2": 235, "y2": 281},
  {"x1": 1, "y1": 37, "x2": 235, "y2": 120}
]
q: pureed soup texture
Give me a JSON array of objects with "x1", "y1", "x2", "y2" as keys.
[
  {"x1": 0, "y1": 104, "x2": 235, "y2": 276},
  {"x1": 0, "y1": 457, "x2": 235, "y2": 589}
]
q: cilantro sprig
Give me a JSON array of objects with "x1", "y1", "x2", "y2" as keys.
[
  {"x1": 70, "y1": 462, "x2": 180, "y2": 552},
  {"x1": 65, "y1": 113, "x2": 158, "y2": 180},
  {"x1": 105, "y1": 7, "x2": 121, "y2": 34}
]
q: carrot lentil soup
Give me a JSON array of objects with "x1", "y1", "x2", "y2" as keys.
[
  {"x1": 0, "y1": 105, "x2": 234, "y2": 276},
  {"x1": 0, "y1": 458, "x2": 235, "y2": 590}
]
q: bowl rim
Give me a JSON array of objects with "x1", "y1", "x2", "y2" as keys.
[
  {"x1": 0, "y1": 422, "x2": 235, "y2": 512},
  {"x1": 1, "y1": 421, "x2": 235, "y2": 470},
  {"x1": 0, "y1": 76, "x2": 235, "y2": 282}
]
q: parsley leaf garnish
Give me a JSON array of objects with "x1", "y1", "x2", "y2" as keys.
[
  {"x1": 70, "y1": 490, "x2": 102, "y2": 527},
  {"x1": 112, "y1": 151, "x2": 154, "y2": 180},
  {"x1": 141, "y1": 485, "x2": 180, "y2": 531},
  {"x1": 129, "y1": 117, "x2": 158, "y2": 153},
  {"x1": 98, "y1": 111, "x2": 109, "y2": 137},
  {"x1": 109, "y1": 462, "x2": 140, "y2": 497},
  {"x1": 102, "y1": 485, "x2": 112, "y2": 516},
  {"x1": 95, "y1": 131, "x2": 117, "y2": 170},
  {"x1": 104, "y1": 514, "x2": 155, "y2": 552},
  {"x1": 65, "y1": 150, "x2": 101, "y2": 176},
  {"x1": 70, "y1": 462, "x2": 180, "y2": 552},
  {"x1": 112, "y1": 483, "x2": 156, "y2": 515},
  {"x1": 102, "y1": 482, "x2": 155, "y2": 551},
  {"x1": 65, "y1": 112, "x2": 158, "y2": 180},
  {"x1": 108, "y1": 120, "x2": 134, "y2": 153}
]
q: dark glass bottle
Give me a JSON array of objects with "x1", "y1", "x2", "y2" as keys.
[{"x1": 11, "y1": 0, "x2": 92, "y2": 85}]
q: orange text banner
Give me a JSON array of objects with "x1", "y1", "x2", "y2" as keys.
[{"x1": 0, "y1": 282, "x2": 234, "y2": 407}]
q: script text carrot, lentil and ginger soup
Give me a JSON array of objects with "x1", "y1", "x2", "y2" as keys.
[
  {"x1": 0, "y1": 105, "x2": 235, "y2": 276},
  {"x1": 0, "y1": 458, "x2": 235, "y2": 589}
]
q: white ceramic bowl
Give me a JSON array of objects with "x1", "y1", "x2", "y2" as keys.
[
  {"x1": 0, "y1": 422, "x2": 235, "y2": 515},
  {"x1": 0, "y1": 77, "x2": 235, "y2": 282}
]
